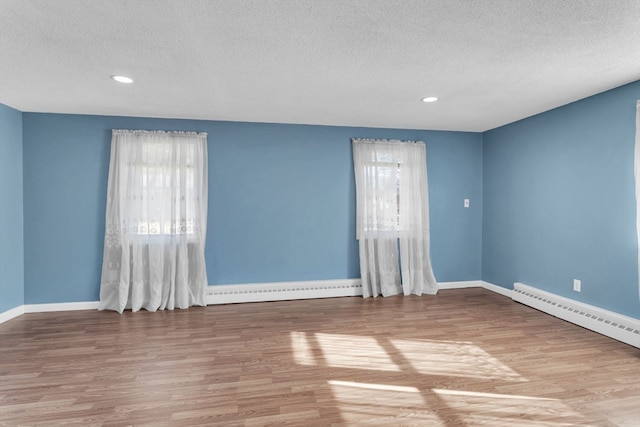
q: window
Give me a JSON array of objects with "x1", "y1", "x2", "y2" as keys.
[
  {"x1": 354, "y1": 142, "x2": 420, "y2": 239},
  {"x1": 131, "y1": 140, "x2": 197, "y2": 236},
  {"x1": 364, "y1": 160, "x2": 402, "y2": 233}
]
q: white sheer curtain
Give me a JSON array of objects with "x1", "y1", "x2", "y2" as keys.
[
  {"x1": 99, "y1": 130, "x2": 208, "y2": 313},
  {"x1": 635, "y1": 100, "x2": 640, "y2": 300},
  {"x1": 352, "y1": 138, "x2": 438, "y2": 298}
]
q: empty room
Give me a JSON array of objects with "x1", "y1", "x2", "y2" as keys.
[{"x1": 1, "y1": 0, "x2": 639, "y2": 425}]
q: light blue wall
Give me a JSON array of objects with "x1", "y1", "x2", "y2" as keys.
[
  {"x1": 11, "y1": 81, "x2": 640, "y2": 318},
  {"x1": 22, "y1": 114, "x2": 482, "y2": 303},
  {"x1": 0, "y1": 103, "x2": 24, "y2": 312},
  {"x1": 482, "y1": 81, "x2": 640, "y2": 318}
]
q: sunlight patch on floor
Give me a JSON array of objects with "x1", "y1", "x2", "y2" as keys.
[
  {"x1": 314, "y1": 333, "x2": 400, "y2": 372},
  {"x1": 432, "y1": 388, "x2": 592, "y2": 426},
  {"x1": 290, "y1": 331, "x2": 316, "y2": 366},
  {"x1": 291, "y1": 332, "x2": 526, "y2": 382},
  {"x1": 328, "y1": 379, "x2": 441, "y2": 425},
  {"x1": 432, "y1": 388, "x2": 556, "y2": 401},
  {"x1": 390, "y1": 339, "x2": 527, "y2": 381},
  {"x1": 328, "y1": 380, "x2": 420, "y2": 393}
]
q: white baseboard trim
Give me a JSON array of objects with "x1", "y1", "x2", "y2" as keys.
[
  {"x1": 512, "y1": 282, "x2": 640, "y2": 348},
  {"x1": 0, "y1": 301, "x2": 100, "y2": 324},
  {"x1": 480, "y1": 281, "x2": 515, "y2": 298},
  {"x1": 24, "y1": 301, "x2": 100, "y2": 313},
  {"x1": 0, "y1": 305, "x2": 25, "y2": 324},
  {"x1": 438, "y1": 280, "x2": 514, "y2": 298},
  {"x1": 206, "y1": 279, "x2": 363, "y2": 304},
  {"x1": 438, "y1": 280, "x2": 484, "y2": 289}
]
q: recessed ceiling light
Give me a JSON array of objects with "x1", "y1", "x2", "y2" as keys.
[
  {"x1": 421, "y1": 96, "x2": 438, "y2": 103},
  {"x1": 111, "y1": 75, "x2": 133, "y2": 84}
]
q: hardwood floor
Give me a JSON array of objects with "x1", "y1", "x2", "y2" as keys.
[{"x1": 1, "y1": 288, "x2": 638, "y2": 426}]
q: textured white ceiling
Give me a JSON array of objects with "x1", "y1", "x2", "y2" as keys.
[{"x1": 0, "y1": 0, "x2": 638, "y2": 131}]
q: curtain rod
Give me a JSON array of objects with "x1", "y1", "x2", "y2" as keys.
[
  {"x1": 112, "y1": 129, "x2": 207, "y2": 137},
  {"x1": 351, "y1": 138, "x2": 424, "y2": 145}
]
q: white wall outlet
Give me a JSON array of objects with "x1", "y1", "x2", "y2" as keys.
[
  {"x1": 573, "y1": 279, "x2": 581, "y2": 292},
  {"x1": 464, "y1": 199, "x2": 470, "y2": 208}
]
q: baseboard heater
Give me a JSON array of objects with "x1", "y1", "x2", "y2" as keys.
[
  {"x1": 206, "y1": 279, "x2": 363, "y2": 305},
  {"x1": 512, "y1": 282, "x2": 640, "y2": 348}
]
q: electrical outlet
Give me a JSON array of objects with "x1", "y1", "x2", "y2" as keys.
[
  {"x1": 573, "y1": 279, "x2": 581, "y2": 292},
  {"x1": 464, "y1": 199, "x2": 470, "y2": 208}
]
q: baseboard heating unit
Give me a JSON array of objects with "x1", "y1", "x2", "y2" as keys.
[
  {"x1": 206, "y1": 279, "x2": 363, "y2": 305},
  {"x1": 512, "y1": 282, "x2": 640, "y2": 348}
]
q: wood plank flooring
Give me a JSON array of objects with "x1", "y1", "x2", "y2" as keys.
[{"x1": 1, "y1": 288, "x2": 639, "y2": 426}]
